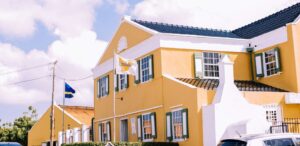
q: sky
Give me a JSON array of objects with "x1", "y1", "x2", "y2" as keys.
[{"x1": 0, "y1": 0, "x2": 299, "y2": 124}]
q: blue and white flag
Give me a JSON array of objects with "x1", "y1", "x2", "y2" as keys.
[{"x1": 65, "y1": 82, "x2": 76, "y2": 98}]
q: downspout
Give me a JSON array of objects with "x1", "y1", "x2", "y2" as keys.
[
  {"x1": 91, "y1": 117, "x2": 95, "y2": 141},
  {"x1": 247, "y1": 46, "x2": 254, "y2": 81}
]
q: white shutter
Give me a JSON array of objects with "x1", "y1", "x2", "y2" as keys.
[
  {"x1": 97, "y1": 79, "x2": 100, "y2": 97},
  {"x1": 73, "y1": 128, "x2": 80, "y2": 143},
  {"x1": 137, "y1": 116, "x2": 142, "y2": 140},
  {"x1": 166, "y1": 112, "x2": 172, "y2": 141},
  {"x1": 58, "y1": 132, "x2": 63, "y2": 146},
  {"x1": 274, "y1": 48, "x2": 281, "y2": 72},
  {"x1": 182, "y1": 109, "x2": 189, "y2": 138},
  {"x1": 150, "y1": 112, "x2": 156, "y2": 138},
  {"x1": 105, "y1": 76, "x2": 109, "y2": 95},
  {"x1": 255, "y1": 53, "x2": 264, "y2": 77},
  {"x1": 194, "y1": 52, "x2": 203, "y2": 78},
  {"x1": 106, "y1": 122, "x2": 111, "y2": 141},
  {"x1": 98, "y1": 124, "x2": 102, "y2": 141},
  {"x1": 66, "y1": 130, "x2": 70, "y2": 144},
  {"x1": 81, "y1": 125, "x2": 89, "y2": 142},
  {"x1": 148, "y1": 55, "x2": 154, "y2": 79}
]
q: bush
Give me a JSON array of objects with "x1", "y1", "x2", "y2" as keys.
[
  {"x1": 62, "y1": 142, "x2": 178, "y2": 146},
  {"x1": 62, "y1": 142, "x2": 142, "y2": 146},
  {"x1": 142, "y1": 142, "x2": 179, "y2": 146}
]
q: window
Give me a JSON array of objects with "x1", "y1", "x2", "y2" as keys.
[
  {"x1": 137, "y1": 112, "x2": 156, "y2": 141},
  {"x1": 142, "y1": 114, "x2": 152, "y2": 140},
  {"x1": 172, "y1": 110, "x2": 183, "y2": 140},
  {"x1": 135, "y1": 55, "x2": 154, "y2": 84},
  {"x1": 264, "y1": 49, "x2": 277, "y2": 76},
  {"x1": 115, "y1": 74, "x2": 128, "y2": 91},
  {"x1": 263, "y1": 104, "x2": 282, "y2": 126},
  {"x1": 98, "y1": 122, "x2": 111, "y2": 142},
  {"x1": 98, "y1": 75, "x2": 109, "y2": 97},
  {"x1": 166, "y1": 109, "x2": 189, "y2": 141},
  {"x1": 255, "y1": 48, "x2": 281, "y2": 77},
  {"x1": 264, "y1": 138, "x2": 295, "y2": 146},
  {"x1": 203, "y1": 52, "x2": 221, "y2": 78}
]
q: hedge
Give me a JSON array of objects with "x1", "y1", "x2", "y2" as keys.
[{"x1": 62, "y1": 142, "x2": 179, "y2": 146}]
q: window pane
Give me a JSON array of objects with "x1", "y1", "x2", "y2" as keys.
[{"x1": 203, "y1": 52, "x2": 221, "y2": 78}]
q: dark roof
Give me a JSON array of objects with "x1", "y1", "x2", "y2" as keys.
[
  {"x1": 233, "y1": 3, "x2": 300, "y2": 38},
  {"x1": 132, "y1": 3, "x2": 300, "y2": 39},
  {"x1": 177, "y1": 78, "x2": 286, "y2": 92},
  {"x1": 133, "y1": 19, "x2": 241, "y2": 38}
]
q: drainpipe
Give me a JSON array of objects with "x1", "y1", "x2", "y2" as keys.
[
  {"x1": 247, "y1": 46, "x2": 254, "y2": 81},
  {"x1": 91, "y1": 117, "x2": 95, "y2": 141}
]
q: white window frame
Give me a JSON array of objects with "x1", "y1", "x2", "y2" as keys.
[
  {"x1": 263, "y1": 49, "x2": 278, "y2": 77},
  {"x1": 119, "y1": 117, "x2": 129, "y2": 142},
  {"x1": 202, "y1": 52, "x2": 221, "y2": 79},
  {"x1": 262, "y1": 104, "x2": 282, "y2": 126},
  {"x1": 141, "y1": 113, "x2": 153, "y2": 142},
  {"x1": 98, "y1": 76, "x2": 108, "y2": 98},
  {"x1": 140, "y1": 56, "x2": 151, "y2": 83},
  {"x1": 118, "y1": 74, "x2": 126, "y2": 91},
  {"x1": 99, "y1": 121, "x2": 110, "y2": 142},
  {"x1": 171, "y1": 108, "x2": 184, "y2": 142}
]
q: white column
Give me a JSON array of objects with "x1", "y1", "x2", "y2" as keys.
[{"x1": 82, "y1": 125, "x2": 90, "y2": 142}]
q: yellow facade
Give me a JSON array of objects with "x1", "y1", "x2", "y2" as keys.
[
  {"x1": 28, "y1": 105, "x2": 93, "y2": 146},
  {"x1": 93, "y1": 14, "x2": 300, "y2": 146}
]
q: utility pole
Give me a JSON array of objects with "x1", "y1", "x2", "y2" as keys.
[{"x1": 50, "y1": 60, "x2": 57, "y2": 146}]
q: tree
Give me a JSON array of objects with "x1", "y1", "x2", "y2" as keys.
[{"x1": 0, "y1": 106, "x2": 38, "y2": 146}]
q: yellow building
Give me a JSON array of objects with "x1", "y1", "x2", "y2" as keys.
[
  {"x1": 92, "y1": 3, "x2": 300, "y2": 146},
  {"x1": 28, "y1": 104, "x2": 94, "y2": 146}
]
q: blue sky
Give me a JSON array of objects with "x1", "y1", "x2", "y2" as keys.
[{"x1": 0, "y1": 0, "x2": 298, "y2": 124}]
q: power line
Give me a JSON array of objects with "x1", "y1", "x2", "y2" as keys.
[
  {"x1": 56, "y1": 75, "x2": 93, "y2": 81},
  {"x1": 1, "y1": 75, "x2": 51, "y2": 86},
  {"x1": 0, "y1": 62, "x2": 52, "y2": 76}
]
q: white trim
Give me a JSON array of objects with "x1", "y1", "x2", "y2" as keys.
[
  {"x1": 93, "y1": 25, "x2": 289, "y2": 79},
  {"x1": 163, "y1": 74, "x2": 196, "y2": 89},
  {"x1": 159, "y1": 33, "x2": 248, "y2": 52},
  {"x1": 169, "y1": 104, "x2": 183, "y2": 109},
  {"x1": 171, "y1": 108, "x2": 184, "y2": 141},
  {"x1": 94, "y1": 105, "x2": 163, "y2": 122},
  {"x1": 55, "y1": 104, "x2": 83, "y2": 125},
  {"x1": 124, "y1": 17, "x2": 158, "y2": 34},
  {"x1": 141, "y1": 112, "x2": 154, "y2": 142},
  {"x1": 251, "y1": 27, "x2": 288, "y2": 51}
]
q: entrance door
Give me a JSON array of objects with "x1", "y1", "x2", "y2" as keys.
[{"x1": 120, "y1": 119, "x2": 128, "y2": 141}]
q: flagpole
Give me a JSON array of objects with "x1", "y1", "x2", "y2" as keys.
[
  {"x1": 113, "y1": 52, "x2": 116, "y2": 142},
  {"x1": 62, "y1": 80, "x2": 65, "y2": 144}
]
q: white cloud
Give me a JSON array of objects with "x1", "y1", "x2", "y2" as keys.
[
  {"x1": 0, "y1": 0, "x2": 101, "y2": 38},
  {"x1": 132, "y1": 0, "x2": 300, "y2": 30},
  {"x1": 0, "y1": 31, "x2": 107, "y2": 107},
  {"x1": 0, "y1": 0, "x2": 40, "y2": 37},
  {"x1": 106, "y1": 0, "x2": 129, "y2": 15}
]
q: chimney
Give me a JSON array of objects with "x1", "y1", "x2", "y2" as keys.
[{"x1": 213, "y1": 55, "x2": 247, "y2": 104}]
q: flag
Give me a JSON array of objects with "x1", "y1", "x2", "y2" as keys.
[
  {"x1": 65, "y1": 82, "x2": 76, "y2": 98},
  {"x1": 114, "y1": 54, "x2": 137, "y2": 75}
]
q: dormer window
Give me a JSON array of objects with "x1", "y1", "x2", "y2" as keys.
[{"x1": 117, "y1": 36, "x2": 127, "y2": 53}]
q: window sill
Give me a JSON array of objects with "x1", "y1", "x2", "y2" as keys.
[
  {"x1": 142, "y1": 139, "x2": 153, "y2": 142},
  {"x1": 172, "y1": 138, "x2": 185, "y2": 142},
  {"x1": 258, "y1": 72, "x2": 282, "y2": 79},
  {"x1": 140, "y1": 78, "x2": 153, "y2": 84}
]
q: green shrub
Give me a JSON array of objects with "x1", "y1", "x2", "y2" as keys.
[
  {"x1": 142, "y1": 142, "x2": 179, "y2": 146},
  {"x1": 61, "y1": 142, "x2": 178, "y2": 146}
]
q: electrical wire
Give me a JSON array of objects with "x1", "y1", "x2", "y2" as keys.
[
  {"x1": 0, "y1": 62, "x2": 52, "y2": 76},
  {"x1": 1, "y1": 75, "x2": 51, "y2": 86},
  {"x1": 56, "y1": 75, "x2": 93, "y2": 81}
]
